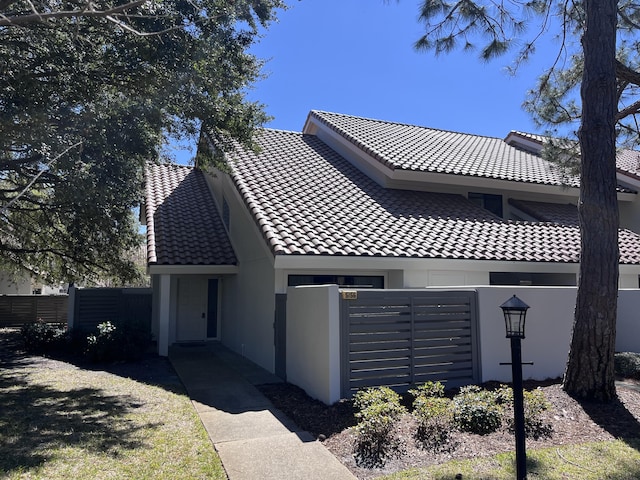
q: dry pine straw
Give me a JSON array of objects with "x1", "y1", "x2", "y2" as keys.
[{"x1": 258, "y1": 380, "x2": 640, "y2": 480}]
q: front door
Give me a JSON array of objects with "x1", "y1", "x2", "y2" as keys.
[{"x1": 176, "y1": 277, "x2": 207, "y2": 342}]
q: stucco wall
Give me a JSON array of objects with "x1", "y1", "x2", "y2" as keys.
[
  {"x1": 472, "y1": 286, "x2": 640, "y2": 383},
  {"x1": 617, "y1": 289, "x2": 640, "y2": 352},
  {"x1": 209, "y1": 171, "x2": 276, "y2": 372},
  {"x1": 0, "y1": 271, "x2": 31, "y2": 295},
  {"x1": 286, "y1": 285, "x2": 341, "y2": 404},
  {"x1": 472, "y1": 287, "x2": 577, "y2": 383},
  {"x1": 284, "y1": 285, "x2": 640, "y2": 404}
]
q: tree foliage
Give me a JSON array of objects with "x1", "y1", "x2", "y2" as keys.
[
  {"x1": 0, "y1": 0, "x2": 285, "y2": 284},
  {"x1": 414, "y1": 0, "x2": 631, "y2": 401}
]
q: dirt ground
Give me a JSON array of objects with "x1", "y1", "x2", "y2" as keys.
[{"x1": 258, "y1": 379, "x2": 640, "y2": 479}]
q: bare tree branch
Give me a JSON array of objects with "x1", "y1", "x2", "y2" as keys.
[
  {"x1": 616, "y1": 59, "x2": 640, "y2": 86},
  {"x1": 0, "y1": 141, "x2": 82, "y2": 217},
  {"x1": 617, "y1": 99, "x2": 640, "y2": 120},
  {"x1": 0, "y1": 0, "x2": 146, "y2": 26}
]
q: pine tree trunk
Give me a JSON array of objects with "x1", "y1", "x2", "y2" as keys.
[{"x1": 562, "y1": 0, "x2": 619, "y2": 402}]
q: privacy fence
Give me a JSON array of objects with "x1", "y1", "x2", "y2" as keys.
[
  {"x1": 69, "y1": 287, "x2": 152, "y2": 333},
  {"x1": 0, "y1": 295, "x2": 68, "y2": 326},
  {"x1": 285, "y1": 285, "x2": 640, "y2": 404},
  {"x1": 340, "y1": 290, "x2": 479, "y2": 397}
]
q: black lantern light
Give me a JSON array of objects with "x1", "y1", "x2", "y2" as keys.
[
  {"x1": 499, "y1": 294, "x2": 530, "y2": 480},
  {"x1": 500, "y1": 294, "x2": 530, "y2": 339}
]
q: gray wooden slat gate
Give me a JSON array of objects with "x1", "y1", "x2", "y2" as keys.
[
  {"x1": 73, "y1": 288, "x2": 151, "y2": 332},
  {"x1": 0, "y1": 295, "x2": 68, "y2": 326},
  {"x1": 340, "y1": 289, "x2": 479, "y2": 397}
]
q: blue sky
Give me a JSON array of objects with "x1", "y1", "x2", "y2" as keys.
[
  {"x1": 246, "y1": 0, "x2": 564, "y2": 137},
  {"x1": 172, "y1": 1, "x2": 567, "y2": 163}
]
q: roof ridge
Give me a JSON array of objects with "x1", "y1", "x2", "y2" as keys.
[
  {"x1": 148, "y1": 162, "x2": 194, "y2": 170},
  {"x1": 310, "y1": 110, "x2": 506, "y2": 141},
  {"x1": 261, "y1": 127, "x2": 305, "y2": 135}
]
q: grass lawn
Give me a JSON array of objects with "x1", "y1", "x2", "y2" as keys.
[
  {"x1": 0, "y1": 329, "x2": 226, "y2": 480},
  {"x1": 379, "y1": 439, "x2": 640, "y2": 479}
]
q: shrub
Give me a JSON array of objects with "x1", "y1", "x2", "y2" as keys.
[
  {"x1": 409, "y1": 380, "x2": 445, "y2": 399},
  {"x1": 410, "y1": 382, "x2": 457, "y2": 453},
  {"x1": 352, "y1": 386, "x2": 407, "y2": 467},
  {"x1": 451, "y1": 385, "x2": 502, "y2": 435},
  {"x1": 497, "y1": 385, "x2": 553, "y2": 440},
  {"x1": 615, "y1": 352, "x2": 640, "y2": 379},
  {"x1": 21, "y1": 320, "x2": 68, "y2": 353},
  {"x1": 85, "y1": 319, "x2": 150, "y2": 362}
]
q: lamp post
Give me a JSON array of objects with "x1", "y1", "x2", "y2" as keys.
[{"x1": 500, "y1": 295, "x2": 530, "y2": 480}]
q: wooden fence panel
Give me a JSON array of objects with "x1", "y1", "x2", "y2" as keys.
[
  {"x1": 0, "y1": 295, "x2": 68, "y2": 326},
  {"x1": 73, "y1": 288, "x2": 151, "y2": 332},
  {"x1": 340, "y1": 290, "x2": 479, "y2": 397}
]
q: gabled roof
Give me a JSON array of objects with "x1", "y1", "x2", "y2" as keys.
[
  {"x1": 144, "y1": 163, "x2": 237, "y2": 266},
  {"x1": 225, "y1": 128, "x2": 640, "y2": 264},
  {"x1": 307, "y1": 110, "x2": 581, "y2": 188}
]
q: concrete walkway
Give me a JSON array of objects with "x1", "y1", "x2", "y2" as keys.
[{"x1": 169, "y1": 343, "x2": 356, "y2": 480}]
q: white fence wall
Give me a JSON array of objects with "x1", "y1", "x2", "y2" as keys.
[
  {"x1": 472, "y1": 287, "x2": 577, "y2": 383},
  {"x1": 286, "y1": 285, "x2": 640, "y2": 404},
  {"x1": 617, "y1": 289, "x2": 640, "y2": 353},
  {"x1": 286, "y1": 285, "x2": 341, "y2": 404}
]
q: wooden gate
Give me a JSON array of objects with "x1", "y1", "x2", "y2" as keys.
[
  {"x1": 340, "y1": 289, "x2": 479, "y2": 397},
  {"x1": 73, "y1": 288, "x2": 151, "y2": 332}
]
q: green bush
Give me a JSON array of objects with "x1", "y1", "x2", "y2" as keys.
[
  {"x1": 497, "y1": 385, "x2": 553, "y2": 440},
  {"x1": 615, "y1": 352, "x2": 640, "y2": 379},
  {"x1": 21, "y1": 321, "x2": 68, "y2": 353},
  {"x1": 353, "y1": 386, "x2": 407, "y2": 467},
  {"x1": 451, "y1": 385, "x2": 502, "y2": 435},
  {"x1": 410, "y1": 382, "x2": 456, "y2": 453},
  {"x1": 409, "y1": 380, "x2": 445, "y2": 399},
  {"x1": 85, "y1": 320, "x2": 150, "y2": 362}
]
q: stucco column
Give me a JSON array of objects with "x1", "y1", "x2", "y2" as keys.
[
  {"x1": 158, "y1": 274, "x2": 171, "y2": 356},
  {"x1": 66, "y1": 285, "x2": 76, "y2": 330}
]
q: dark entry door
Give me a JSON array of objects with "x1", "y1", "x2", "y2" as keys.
[
  {"x1": 274, "y1": 294, "x2": 287, "y2": 380},
  {"x1": 207, "y1": 279, "x2": 218, "y2": 338}
]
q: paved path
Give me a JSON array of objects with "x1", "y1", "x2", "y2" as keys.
[{"x1": 169, "y1": 343, "x2": 356, "y2": 480}]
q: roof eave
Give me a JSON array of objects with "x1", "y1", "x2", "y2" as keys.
[{"x1": 148, "y1": 264, "x2": 239, "y2": 275}]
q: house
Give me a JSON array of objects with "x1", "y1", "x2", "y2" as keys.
[
  {"x1": 143, "y1": 110, "x2": 640, "y2": 400},
  {"x1": 0, "y1": 269, "x2": 66, "y2": 295}
]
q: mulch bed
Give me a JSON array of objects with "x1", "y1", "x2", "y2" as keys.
[{"x1": 257, "y1": 379, "x2": 640, "y2": 479}]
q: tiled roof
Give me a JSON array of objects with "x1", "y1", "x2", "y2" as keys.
[
  {"x1": 507, "y1": 131, "x2": 545, "y2": 145},
  {"x1": 506, "y1": 129, "x2": 640, "y2": 185},
  {"x1": 617, "y1": 149, "x2": 640, "y2": 180},
  {"x1": 309, "y1": 111, "x2": 581, "y2": 188},
  {"x1": 226, "y1": 128, "x2": 640, "y2": 264},
  {"x1": 509, "y1": 199, "x2": 579, "y2": 225},
  {"x1": 144, "y1": 163, "x2": 237, "y2": 266}
]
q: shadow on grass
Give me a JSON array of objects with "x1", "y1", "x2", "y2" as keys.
[
  {"x1": 0, "y1": 369, "x2": 159, "y2": 474},
  {"x1": 1, "y1": 327, "x2": 184, "y2": 393},
  {"x1": 0, "y1": 328, "x2": 172, "y2": 475}
]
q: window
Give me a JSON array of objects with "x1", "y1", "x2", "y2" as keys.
[
  {"x1": 490, "y1": 272, "x2": 576, "y2": 286},
  {"x1": 288, "y1": 275, "x2": 384, "y2": 288},
  {"x1": 468, "y1": 192, "x2": 503, "y2": 218},
  {"x1": 222, "y1": 197, "x2": 230, "y2": 230}
]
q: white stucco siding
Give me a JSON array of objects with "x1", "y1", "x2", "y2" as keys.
[
  {"x1": 216, "y1": 172, "x2": 276, "y2": 372},
  {"x1": 0, "y1": 271, "x2": 31, "y2": 295},
  {"x1": 286, "y1": 285, "x2": 341, "y2": 404},
  {"x1": 472, "y1": 286, "x2": 577, "y2": 383}
]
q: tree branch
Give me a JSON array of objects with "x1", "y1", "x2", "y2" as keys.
[
  {"x1": 616, "y1": 59, "x2": 640, "y2": 86},
  {"x1": 0, "y1": 141, "x2": 81, "y2": 217},
  {"x1": 0, "y1": 0, "x2": 146, "y2": 26},
  {"x1": 617, "y1": 99, "x2": 640, "y2": 120}
]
